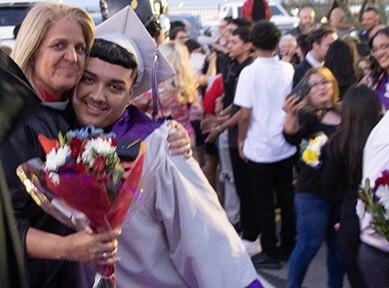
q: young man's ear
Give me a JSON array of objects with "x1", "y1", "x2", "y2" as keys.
[{"x1": 244, "y1": 42, "x2": 253, "y2": 52}]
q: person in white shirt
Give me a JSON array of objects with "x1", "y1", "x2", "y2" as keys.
[
  {"x1": 234, "y1": 20, "x2": 297, "y2": 268},
  {"x1": 358, "y1": 111, "x2": 389, "y2": 288}
]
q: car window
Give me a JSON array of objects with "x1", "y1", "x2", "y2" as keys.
[
  {"x1": 270, "y1": 5, "x2": 282, "y2": 16},
  {"x1": 0, "y1": 7, "x2": 29, "y2": 26},
  {"x1": 226, "y1": 7, "x2": 232, "y2": 17},
  {"x1": 187, "y1": 15, "x2": 202, "y2": 30}
]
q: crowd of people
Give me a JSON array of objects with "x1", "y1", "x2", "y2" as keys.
[
  {"x1": 155, "y1": 1, "x2": 389, "y2": 288},
  {"x1": 1, "y1": 0, "x2": 389, "y2": 287}
]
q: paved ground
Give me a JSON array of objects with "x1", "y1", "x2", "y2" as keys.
[{"x1": 255, "y1": 245, "x2": 351, "y2": 288}]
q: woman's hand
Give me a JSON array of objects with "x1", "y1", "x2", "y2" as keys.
[
  {"x1": 61, "y1": 228, "x2": 121, "y2": 264},
  {"x1": 283, "y1": 94, "x2": 302, "y2": 116},
  {"x1": 283, "y1": 94, "x2": 303, "y2": 135},
  {"x1": 166, "y1": 120, "x2": 192, "y2": 158}
]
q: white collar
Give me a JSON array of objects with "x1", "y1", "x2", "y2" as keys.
[{"x1": 306, "y1": 51, "x2": 322, "y2": 68}]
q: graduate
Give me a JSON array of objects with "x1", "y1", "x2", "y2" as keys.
[{"x1": 77, "y1": 7, "x2": 261, "y2": 287}]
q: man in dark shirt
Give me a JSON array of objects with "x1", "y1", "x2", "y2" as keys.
[
  {"x1": 359, "y1": 7, "x2": 385, "y2": 43},
  {"x1": 293, "y1": 26, "x2": 337, "y2": 87},
  {"x1": 287, "y1": 7, "x2": 316, "y2": 38}
]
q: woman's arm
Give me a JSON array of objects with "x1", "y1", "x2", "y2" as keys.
[{"x1": 26, "y1": 227, "x2": 120, "y2": 264}]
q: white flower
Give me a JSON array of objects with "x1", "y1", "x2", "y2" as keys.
[
  {"x1": 81, "y1": 138, "x2": 115, "y2": 166},
  {"x1": 45, "y1": 146, "x2": 70, "y2": 172},
  {"x1": 376, "y1": 185, "x2": 389, "y2": 220}
]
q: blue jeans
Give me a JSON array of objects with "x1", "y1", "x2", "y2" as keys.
[{"x1": 287, "y1": 192, "x2": 344, "y2": 288}]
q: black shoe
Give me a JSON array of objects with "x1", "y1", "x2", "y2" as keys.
[
  {"x1": 251, "y1": 252, "x2": 282, "y2": 270},
  {"x1": 267, "y1": 246, "x2": 293, "y2": 262}
]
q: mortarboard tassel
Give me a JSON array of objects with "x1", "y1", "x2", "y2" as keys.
[{"x1": 151, "y1": 49, "x2": 163, "y2": 120}]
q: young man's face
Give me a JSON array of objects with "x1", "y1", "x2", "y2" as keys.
[
  {"x1": 227, "y1": 34, "x2": 251, "y2": 61},
  {"x1": 362, "y1": 11, "x2": 380, "y2": 31},
  {"x1": 315, "y1": 32, "x2": 337, "y2": 61},
  {"x1": 73, "y1": 57, "x2": 135, "y2": 128}
]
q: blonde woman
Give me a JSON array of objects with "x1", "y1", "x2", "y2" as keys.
[
  {"x1": 11, "y1": 3, "x2": 95, "y2": 102},
  {"x1": 132, "y1": 42, "x2": 198, "y2": 145},
  {"x1": 283, "y1": 67, "x2": 344, "y2": 288}
]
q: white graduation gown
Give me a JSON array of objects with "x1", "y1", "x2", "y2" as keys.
[
  {"x1": 116, "y1": 124, "x2": 258, "y2": 288},
  {"x1": 359, "y1": 111, "x2": 389, "y2": 252}
]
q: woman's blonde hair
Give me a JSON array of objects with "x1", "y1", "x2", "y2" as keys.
[
  {"x1": 159, "y1": 42, "x2": 197, "y2": 104},
  {"x1": 11, "y1": 2, "x2": 95, "y2": 84},
  {"x1": 302, "y1": 67, "x2": 340, "y2": 111}
]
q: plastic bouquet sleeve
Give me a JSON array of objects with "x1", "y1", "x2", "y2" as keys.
[{"x1": 16, "y1": 127, "x2": 146, "y2": 288}]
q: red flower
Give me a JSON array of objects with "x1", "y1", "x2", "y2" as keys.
[
  {"x1": 69, "y1": 137, "x2": 83, "y2": 159},
  {"x1": 94, "y1": 156, "x2": 106, "y2": 173},
  {"x1": 75, "y1": 163, "x2": 86, "y2": 173},
  {"x1": 375, "y1": 170, "x2": 389, "y2": 187}
]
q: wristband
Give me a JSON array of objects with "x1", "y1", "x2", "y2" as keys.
[{"x1": 215, "y1": 125, "x2": 223, "y2": 134}]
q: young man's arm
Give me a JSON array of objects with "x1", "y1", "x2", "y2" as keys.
[{"x1": 238, "y1": 107, "x2": 252, "y2": 160}]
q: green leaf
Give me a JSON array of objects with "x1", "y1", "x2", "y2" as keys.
[{"x1": 58, "y1": 131, "x2": 65, "y2": 146}]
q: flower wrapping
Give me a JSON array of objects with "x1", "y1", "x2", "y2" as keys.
[
  {"x1": 358, "y1": 170, "x2": 389, "y2": 241},
  {"x1": 17, "y1": 125, "x2": 146, "y2": 288}
]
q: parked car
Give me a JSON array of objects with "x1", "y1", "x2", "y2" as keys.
[
  {"x1": 218, "y1": 0, "x2": 298, "y2": 33},
  {"x1": 0, "y1": 0, "x2": 102, "y2": 49},
  {"x1": 169, "y1": 13, "x2": 205, "y2": 39}
]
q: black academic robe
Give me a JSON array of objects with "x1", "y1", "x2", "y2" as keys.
[
  {"x1": 0, "y1": 48, "x2": 94, "y2": 287},
  {"x1": 0, "y1": 104, "x2": 95, "y2": 288}
]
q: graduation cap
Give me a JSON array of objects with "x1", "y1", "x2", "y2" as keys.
[{"x1": 95, "y1": 6, "x2": 175, "y2": 119}]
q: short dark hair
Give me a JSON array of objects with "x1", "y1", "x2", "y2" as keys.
[
  {"x1": 231, "y1": 26, "x2": 251, "y2": 43},
  {"x1": 297, "y1": 33, "x2": 312, "y2": 56},
  {"x1": 250, "y1": 20, "x2": 281, "y2": 51},
  {"x1": 229, "y1": 17, "x2": 252, "y2": 29},
  {"x1": 223, "y1": 16, "x2": 233, "y2": 23},
  {"x1": 363, "y1": 6, "x2": 380, "y2": 15},
  {"x1": 90, "y1": 38, "x2": 138, "y2": 83},
  {"x1": 310, "y1": 25, "x2": 336, "y2": 45},
  {"x1": 185, "y1": 39, "x2": 202, "y2": 54},
  {"x1": 169, "y1": 26, "x2": 187, "y2": 40},
  {"x1": 169, "y1": 20, "x2": 185, "y2": 30}
]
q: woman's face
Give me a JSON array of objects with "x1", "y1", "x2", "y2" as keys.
[
  {"x1": 371, "y1": 33, "x2": 389, "y2": 71},
  {"x1": 307, "y1": 73, "x2": 333, "y2": 108},
  {"x1": 32, "y1": 18, "x2": 87, "y2": 99}
]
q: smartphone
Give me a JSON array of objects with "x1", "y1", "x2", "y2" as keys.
[{"x1": 291, "y1": 81, "x2": 311, "y2": 101}]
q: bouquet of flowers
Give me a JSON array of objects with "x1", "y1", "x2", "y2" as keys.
[
  {"x1": 358, "y1": 170, "x2": 389, "y2": 241},
  {"x1": 17, "y1": 125, "x2": 146, "y2": 288}
]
